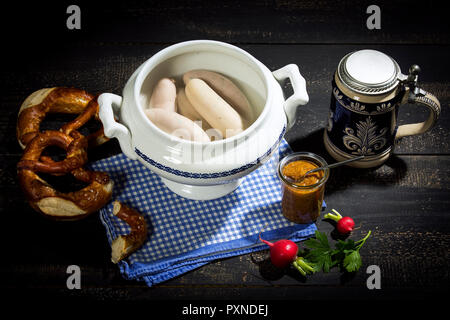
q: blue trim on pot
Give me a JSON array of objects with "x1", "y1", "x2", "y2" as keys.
[{"x1": 134, "y1": 125, "x2": 286, "y2": 179}]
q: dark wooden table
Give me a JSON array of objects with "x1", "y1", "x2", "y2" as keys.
[{"x1": 1, "y1": 0, "x2": 449, "y2": 309}]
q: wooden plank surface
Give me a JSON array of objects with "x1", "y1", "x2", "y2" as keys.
[
  {"x1": 1, "y1": 153, "x2": 449, "y2": 300},
  {"x1": 2, "y1": 0, "x2": 449, "y2": 46},
  {"x1": 1, "y1": 44, "x2": 449, "y2": 155},
  {"x1": 1, "y1": 0, "x2": 449, "y2": 305}
]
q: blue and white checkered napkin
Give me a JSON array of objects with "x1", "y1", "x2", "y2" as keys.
[{"x1": 90, "y1": 139, "x2": 321, "y2": 286}]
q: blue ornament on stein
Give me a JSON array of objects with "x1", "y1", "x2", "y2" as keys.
[{"x1": 324, "y1": 49, "x2": 441, "y2": 168}]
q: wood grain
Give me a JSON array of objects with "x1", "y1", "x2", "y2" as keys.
[
  {"x1": 2, "y1": 0, "x2": 449, "y2": 48},
  {"x1": 1, "y1": 44, "x2": 449, "y2": 156},
  {"x1": 1, "y1": 154, "x2": 449, "y2": 299},
  {"x1": 1, "y1": 0, "x2": 449, "y2": 303}
]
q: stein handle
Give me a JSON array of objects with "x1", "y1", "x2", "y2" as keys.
[
  {"x1": 396, "y1": 90, "x2": 441, "y2": 139},
  {"x1": 272, "y1": 64, "x2": 309, "y2": 129},
  {"x1": 98, "y1": 93, "x2": 137, "y2": 160},
  {"x1": 396, "y1": 65, "x2": 441, "y2": 140}
]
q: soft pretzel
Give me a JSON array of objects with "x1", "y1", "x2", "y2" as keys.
[
  {"x1": 111, "y1": 201, "x2": 148, "y2": 263},
  {"x1": 16, "y1": 87, "x2": 107, "y2": 149},
  {"x1": 17, "y1": 131, "x2": 113, "y2": 219},
  {"x1": 17, "y1": 130, "x2": 88, "y2": 174},
  {"x1": 61, "y1": 97, "x2": 109, "y2": 147}
]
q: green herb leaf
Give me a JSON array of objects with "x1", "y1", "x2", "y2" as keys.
[
  {"x1": 303, "y1": 231, "x2": 334, "y2": 273},
  {"x1": 298, "y1": 230, "x2": 371, "y2": 275},
  {"x1": 335, "y1": 239, "x2": 357, "y2": 252},
  {"x1": 343, "y1": 250, "x2": 362, "y2": 273},
  {"x1": 304, "y1": 231, "x2": 329, "y2": 248}
]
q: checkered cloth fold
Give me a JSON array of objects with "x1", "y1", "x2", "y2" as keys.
[{"x1": 90, "y1": 139, "x2": 322, "y2": 286}]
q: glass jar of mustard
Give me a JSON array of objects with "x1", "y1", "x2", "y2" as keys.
[{"x1": 278, "y1": 152, "x2": 329, "y2": 224}]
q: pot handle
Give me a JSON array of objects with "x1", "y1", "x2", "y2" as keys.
[
  {"x1": 272, "y1": 64, "x2": 309, "y2": 129},
  {"x1": 98, "y1": 93, "x2": 137, "y2": 160}
]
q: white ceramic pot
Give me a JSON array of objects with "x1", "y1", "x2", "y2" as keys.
[{"x1": 98, "y1": 40, "x2": 309, "y2": 200}]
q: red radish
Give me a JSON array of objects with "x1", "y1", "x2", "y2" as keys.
[
  {"x1": 259, "y1": 232, "x2": 298, "y2": 268},
  {"x1": 324, "y1": 209, "x2": 355, "y2": 234},
  {"x1": 337, "y1": 216, "x2": 355, "y2": 234}
]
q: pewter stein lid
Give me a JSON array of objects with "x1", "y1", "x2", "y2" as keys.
[{"x1": 337, "y1": 49, "x2": 402, "y2": 95}]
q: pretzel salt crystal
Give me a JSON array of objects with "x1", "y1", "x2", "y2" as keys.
[{"x1": 111, "y1": 201, "x2": 148, "y2": 263}]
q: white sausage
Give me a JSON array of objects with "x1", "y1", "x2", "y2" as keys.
[
  {"x1": 176, "y1": 88, "x2": 212, "y2": 131},
  {"x1": 149, "y1": 78, "x2": 177, "y2": 111},
  {"x1": 185, "y1": 79, "x2": 244, "y2": 138},
  {"x1": 183, "y1": 70, "x2": 253, "y2": 122},
  {"x1": 144, "y1": 108, "x2": 210, "y2": 143}
]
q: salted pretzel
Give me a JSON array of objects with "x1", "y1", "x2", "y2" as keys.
[
  {"x1": 111, "y1": 201, "x2": 148, "y2": 263},
  {"x1": 61, "y1": 97, "x2": 109, "y2": 147},
  {"x1": 16, "y1": 87, "x2": 107, "y2": 149},
  {"x1": 17, "y1": 130, "x2": 113, "y2": 219},
  {"x1": 17, "y1": 130, "x2": 88, "y2": 174}
]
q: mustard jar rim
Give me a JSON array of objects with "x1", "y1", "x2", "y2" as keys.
[{"x1": 277, "y1": 152, "x2": 330, "y2": 190}]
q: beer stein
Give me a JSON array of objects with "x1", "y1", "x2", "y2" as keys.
[{"x1": 324, "y1": 49, "x2": 440, "y2": 168}]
